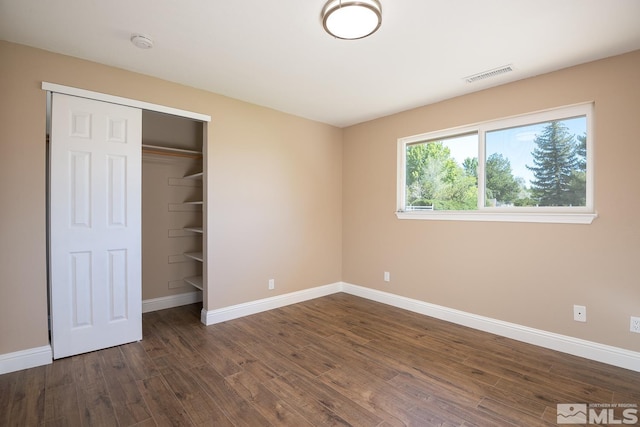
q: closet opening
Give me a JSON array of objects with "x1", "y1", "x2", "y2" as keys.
[
  {"x1": 45, "y1": 82, "x2": 211, "y2": 358},
  {"x1": 141, "y1": 111, "x2": 205, "y2": 312}
]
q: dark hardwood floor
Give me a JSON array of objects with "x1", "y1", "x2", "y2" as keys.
[{"x1": 2, "y1": 293, "x2": 639, "y2": 426}]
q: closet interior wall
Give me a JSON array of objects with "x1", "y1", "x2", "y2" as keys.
[{"x1": 141, "y1": 110, "x2": 204, "y2": 304}]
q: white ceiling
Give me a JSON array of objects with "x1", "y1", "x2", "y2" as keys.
[{"x1": 1, "y1": 0, "x2": 639, "y2": 127}]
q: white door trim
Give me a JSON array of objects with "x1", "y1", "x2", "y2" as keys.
[{"x1": 42, "y1": 82, "x2": 211, "y2": 122}]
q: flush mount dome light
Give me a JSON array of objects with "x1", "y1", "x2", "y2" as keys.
[{"x1": 322, "y1": 0, "x2": 382, "y2": 40}]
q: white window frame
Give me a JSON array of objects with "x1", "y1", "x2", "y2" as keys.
[{"x1": 396, "y1": 103, "x2": 596, "y2": 224}]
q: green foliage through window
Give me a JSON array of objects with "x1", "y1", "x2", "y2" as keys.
[{"x1": 406, "y1": 135, "x2": 478, "y2": 210}]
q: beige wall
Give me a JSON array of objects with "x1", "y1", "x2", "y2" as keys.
[
  {"x1": 0, "y1": 41, "x2": 343, "y2": 355},
  {"x1": 342, "y1": 49, "x2": 640, "y2": 352}
]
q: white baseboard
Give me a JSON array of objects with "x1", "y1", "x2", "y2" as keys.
[
  {"x1": 142, "y1": 291, "x2": 203, "y2": 313},
  {"x1": 341, "y1": 282, "x2": 640, "y2": 373},
  {"x1": 200, "y1": 283, "x2": 342, "y2": 325},
  {"x1": 0, "y1": 345, "x2": 52, "y2": 375}
]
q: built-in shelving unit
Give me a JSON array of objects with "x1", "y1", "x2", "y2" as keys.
[{"x1": 180, "y1": 168, "x2": 204, "y2": 290}]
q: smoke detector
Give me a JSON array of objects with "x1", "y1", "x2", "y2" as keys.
[{"x1": 130, "y1": 34, "x2": 154, "y2": 49}]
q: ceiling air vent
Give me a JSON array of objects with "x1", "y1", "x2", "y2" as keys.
[{"x1": 464, "y1": 65, "x2": 513, "y2": 83}]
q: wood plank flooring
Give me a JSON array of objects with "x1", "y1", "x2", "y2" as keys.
[{"x1": 1, "y1": 293, "x2": 639, "y2": 426}]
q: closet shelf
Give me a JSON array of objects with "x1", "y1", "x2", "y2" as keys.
[
  {"x1": 184, "y1": 226, "x2": 203, "y2": 234},
  {"x1": 142, "y1": 144, "x2": 201, "y2": 155},
  {"x1": 183, "y1": 172, "x2": 203, "y2": 180},
  {"x1": 184, "y1": 252, "x2": 204, "y2": 262},
  {"x1": 184, "y1": 276, "x2": 203, "y2": 290}
]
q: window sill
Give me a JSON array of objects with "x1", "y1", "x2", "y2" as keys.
[{"x1": 395, "y1": 211, "x2": 597, "y2": 224}]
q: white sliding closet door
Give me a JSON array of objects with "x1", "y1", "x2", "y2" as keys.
[{"x1": 49, "y1": 93, "x2": 142, "y2": 359}]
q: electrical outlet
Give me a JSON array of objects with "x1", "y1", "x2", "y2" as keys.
[
  {"x1": 268, "y1": 279, "x2": 275, "y2": 290},
  {"x1": 384, "y1": 271, "x2": 390, "y2": 282},
  {"x1": 573, "y1": 305, "x2": 586, "y2": 322},
  {"x1": 631, "y1": 316, "x2": 640, "y2": 334}
]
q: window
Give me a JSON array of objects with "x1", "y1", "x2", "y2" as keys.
[{"x1": 397, "y1": 103, "x2": 595, "y2": 224}]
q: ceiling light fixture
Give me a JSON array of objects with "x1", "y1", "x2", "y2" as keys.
[
  {"x1": 130, "y1": 34, "x2": 154, "y2": 49},
  {"x1": 322, "y1": 0, "x2": 382, "y2": 40}
]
